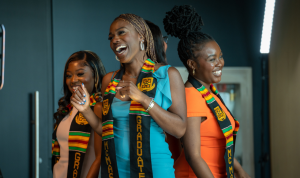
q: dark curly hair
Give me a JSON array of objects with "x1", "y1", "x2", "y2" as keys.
[
  {"x1": 53, "y1": 50, "x2": 106, "y2": 128},
  {"x1": 145, "y1": 20, "x2": 168, "y2": 65},
  {"x1": 163, "y1": 5, "x2": 214, "y2": 69}
]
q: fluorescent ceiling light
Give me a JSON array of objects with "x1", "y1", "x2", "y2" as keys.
[{"x1": 260, "y1": 0, "x2": 276, "y2": 54}]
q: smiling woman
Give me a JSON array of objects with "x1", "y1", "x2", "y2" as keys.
[
  {"x1": 163, "y1": 5, "x2": 250, "y2": 178},
  {"x1": 52, "y1": 50, "x2": 106, "y2": 178},
  {"x1": 95, "y1": 13, "x2": 187, "y2": 178}
]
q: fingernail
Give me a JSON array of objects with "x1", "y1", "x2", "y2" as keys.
[
  {"x1": 83, "y1": 94, "x2": 86, "y2": 97},
  {"x1": 83, "y1": 99, "x2": 86, "y2": 102},
  {"x1": 82, "y1": 83, "x2": 84, "y2": 86}
]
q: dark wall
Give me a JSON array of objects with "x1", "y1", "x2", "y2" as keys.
[
  {"x1": 0, "y1": 0, "x2": 53, "y2": 177},
  {"x1": 53, "y1": 0, "x2": 254, "y2": 104},
  {"x1": 52, "y1": 0, "x2": 267, "y2": 178}
]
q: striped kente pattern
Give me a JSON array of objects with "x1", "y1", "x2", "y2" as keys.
[
  {"x1": 197, "y1": 85, "x2": 215, "y2": 104},
  {"x1": 102, "y1": 120, "x2": 114, "y2": 140},
  {"x1": 211, "y1": 84, "x2": 240, "y2": 135},
  {"x1": 52, "y1": 139, "x2": 60, "y2": 156},
  {"x1": 129, "y1": 59, "x2": 155, "y2": 116},
  {"x1": 104, "y1": 78, "x2": 120, "y2": 95},
  {"x1": 129, "y1": 100, "x2": 150, "y2": 116},
  {"x1": 222, "y1": 125, "x2": 234, "y2": 148},
  {"x1": 141, "y1": 59, "x2": 155, "y2": 73},
  {"x1": 68, "y1": 131, "x2": 90, "y2": 153},
  {"x1": 197, "y1": 84, "x2": 238, "y2": 148}
]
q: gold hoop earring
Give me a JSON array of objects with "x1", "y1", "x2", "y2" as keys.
[{"x1": 193, "y1": 68, "x2": 195, "y2": 75}]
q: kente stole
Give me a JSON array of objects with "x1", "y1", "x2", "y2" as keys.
[
  {"x1": 188, "y1": 76, "x2": 239, "y2": 178},
  {"x1": 52, "y1": 96, "x2": 97, "y2": 178},
  {"x1": 101, "y1": 59, "x2": 157, "y2": 178}
]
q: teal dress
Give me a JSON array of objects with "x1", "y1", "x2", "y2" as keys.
[{"x1": 111, "y1": 65, "x2": 175, "y2": 178}]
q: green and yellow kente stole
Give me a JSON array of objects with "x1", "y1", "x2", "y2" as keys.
[
  {"x1": 52, "y1": 95, "x2": 97, "y2": 178},
  {"x1": 101, "y1": 59, "x2": 157, "y2": 178},
  {"x1": 188, "y1": 75, "x2": 239, "y2": 178}
]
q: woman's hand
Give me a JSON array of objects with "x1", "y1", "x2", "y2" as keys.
[
  {"x1": 70, "y1": 83, "x2": 91, "y2": 113},
  {"x1": 234, "y1": 170, "x2": 251, "y2": 178},
  {"x1": 234, "y1": 158, "x2": 251, "y2": 178},
  {"x1": 116, "y1": 80, "x2": 148, "y2": 103}
]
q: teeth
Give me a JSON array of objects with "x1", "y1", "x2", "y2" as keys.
[
  {"x1": 116, "y1": 45, "x2": 127, "y2": 52},
  {"x1": 213, "y1": 70, "x2": 221, "y2": 75}
]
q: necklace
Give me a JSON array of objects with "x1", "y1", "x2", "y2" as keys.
[{"x1": 124, "y1": 73, "x2": 137, "y2": 78}]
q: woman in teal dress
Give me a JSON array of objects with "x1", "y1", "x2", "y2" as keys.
[{"x1": 71, "y1": 13, "x2": 187, "y2": 178}]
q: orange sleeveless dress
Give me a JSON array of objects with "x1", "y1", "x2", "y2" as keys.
[{"x1": 174, "y1": 87, "x2": 236, "y2": 178}]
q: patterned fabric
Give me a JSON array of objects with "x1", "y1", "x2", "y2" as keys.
[
  {"x1": 102, "y1": 120, "x2": 114, "y2": 140},
  {"x1": 68, "y1": 131, "x2": 91, "y2": 152},
  {"x1": 188, "y1": 76, "x2": 239, "y2": 178},
  {"x1": 52, "y1": 95, "x2": 96, "y2": 178},
  {"x1": 101, "y1": 59, "x2": 157, "y2": 178}
]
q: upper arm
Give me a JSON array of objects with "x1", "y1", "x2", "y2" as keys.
[
  {"x1": 167, "y1": 67, "x2": 187, "y2": 120},
  {"x1": 183, "y1": 116, "x2": 202, "y2": 160}
]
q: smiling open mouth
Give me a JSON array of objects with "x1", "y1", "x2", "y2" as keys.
[
  {"x1": 116, "y1": 45, "x2": 127, "y2": 54},
  {"x1": 213, "y1": 70, "x2": 222, "y2": 76}
]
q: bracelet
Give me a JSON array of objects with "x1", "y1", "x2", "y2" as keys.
[{"x1": 145, "y1": 99, "x2": 155, "y2": 112}]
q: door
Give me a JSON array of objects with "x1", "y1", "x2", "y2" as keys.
[{"x1": 0, "y1": 0, "x2": 53, "y2": 177}]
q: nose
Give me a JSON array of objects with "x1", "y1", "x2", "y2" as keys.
[
  {"x1": 71, "y1": 75, "x2": 78, "y2": 83},
  {"x1": 215, "y1": 58, "x2": 223, "y2": 67},
  {"x1": 112, "y1": 35, "x2": 120, "y2": 45}
]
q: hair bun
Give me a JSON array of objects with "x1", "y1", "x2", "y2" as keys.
[{"x1": 163, "y1": 5, "x2": 204, "y2": 39}]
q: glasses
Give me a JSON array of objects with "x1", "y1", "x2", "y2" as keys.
[{"x1": 163, "y1": 36, "x2": 168, "y2": 44}]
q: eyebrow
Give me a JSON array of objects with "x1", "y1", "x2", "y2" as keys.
[
  {"x1": 66, "y1": 68, "x2": 86, "y2": 73},
  {"x1": 205, "y1": 51, "x2": 223, "y2": 59},
  {"x1": 108, "y1": 27, "x2": 127, "y2": 35},
  {"x1": 206, "y1": 54, "x2": 216, "y2": 59}
]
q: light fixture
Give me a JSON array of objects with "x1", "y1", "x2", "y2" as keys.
[{"x1": 260, "y1": 0, "x2": 276, "y2": 54}]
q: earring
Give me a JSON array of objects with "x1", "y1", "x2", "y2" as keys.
[
  {"x1": 193, "y1": 68, "x2": 195, "y2": 75},
  {"x1": 140, "y1": 40, "x2": 144, "y2": 51},
  {"x1": 115, "y1": 55, "x2": 119, "y2": 61}
]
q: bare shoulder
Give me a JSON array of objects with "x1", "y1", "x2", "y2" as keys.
[
  {"x1": 103, "y1": 71, "x2": 117, "y2": 84},
  {"x1": 167, "y1": 67, "x2": 183, "y2": 81}
]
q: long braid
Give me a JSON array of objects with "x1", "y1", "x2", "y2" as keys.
[
  {"x1": 163, "y1": 5, "x2": 213, "y2": 68},
  {"x1": 116, "y1": 14, "x2": 157, "y2": 62}
]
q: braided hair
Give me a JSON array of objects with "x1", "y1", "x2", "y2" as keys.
[
  {"x1": 163, "y1": 5, "x2": 213, "y2": 69},
  {"x1": 53, "y1": 51, "x2": 106, "y2": 127},
  {"x1": 115, "y1": 14, "x2": 157, "y2": 62}
]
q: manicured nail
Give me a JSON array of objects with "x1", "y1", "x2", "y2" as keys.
[
  {"x1": 83, "y1": 99, "x2": 86, "y2": 102},
  {"x1": 83, "y1": 94, "x2": 86, "y2": 97},
  {"x1": 82, "y1": 83, "x2": 84, "y2": 86}
]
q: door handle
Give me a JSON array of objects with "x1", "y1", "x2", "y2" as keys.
[
  {"x1": 0, "y1": 24, "x2": 5, "y2": 90},
  {"x1": 34, "y1": 91, "x2": 39, "y2": 178}
]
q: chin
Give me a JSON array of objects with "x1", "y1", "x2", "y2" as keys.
[{"x1": 212, "y1": 77, "x2": 222, "y2": 84}]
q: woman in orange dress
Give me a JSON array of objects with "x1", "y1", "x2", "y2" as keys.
[{"x1": 164, "y1": 5, "x2": 250, "y2": 178}]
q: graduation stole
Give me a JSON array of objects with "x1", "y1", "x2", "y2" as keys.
[
  {"x1": 52, "y1": 95, "x2": 97, "y2": 178},
  {"x1": 188, "y1": 76, "x2": 239, "y2": 178},
  {"x1": 101, "y1": 59, "x2": 157, "y2": 178}
]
